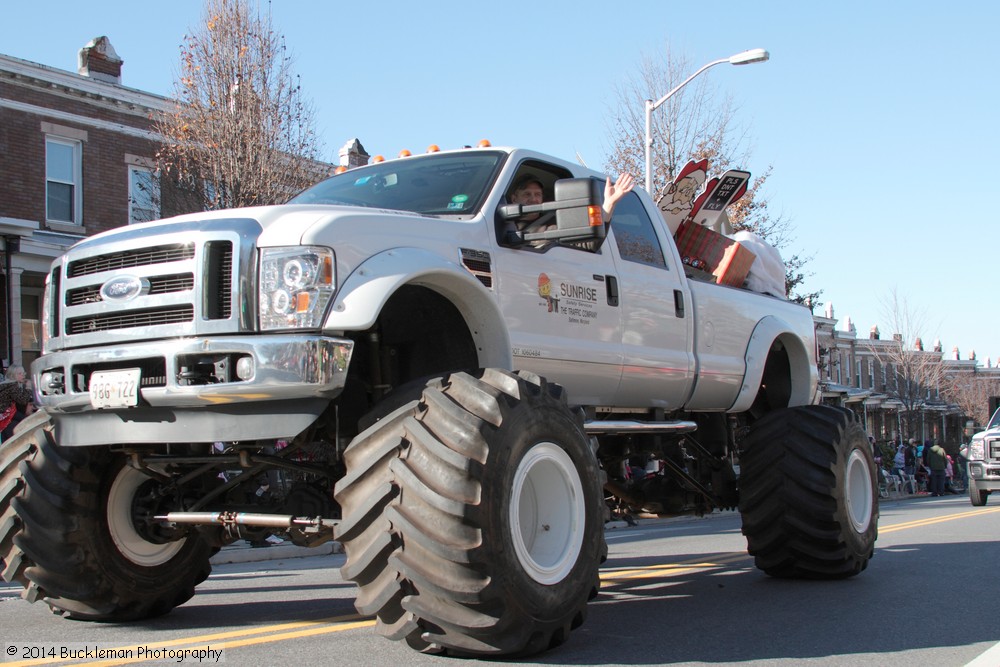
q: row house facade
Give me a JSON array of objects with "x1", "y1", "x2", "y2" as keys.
[
  {"x1": 814, "y1": 302, "x2": 1000, "y2": 449},
  {"x1": 0, "y1": 37, "x2": 199, "y2": 371}
]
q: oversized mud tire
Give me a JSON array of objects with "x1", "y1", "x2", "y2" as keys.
[
  {"x1": 969, "y1": 477, "x2": 989, "y2": 506},
  {"x1": 739, "y1": 405, "x2": 877, "y2": 579},
  {"x1": 0, "y1": 411, "x2": 214, "y2": 620},
  {"x1": 334, "y1": 369, "x2": 605, "y2": 657}
]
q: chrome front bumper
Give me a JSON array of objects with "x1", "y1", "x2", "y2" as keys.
[
  {"x1": 968, "y1": 462, "x2": 1000, "y2": 491},
  {"x1": 30, "y1": 335, "x2": 353, "y2": 446}
]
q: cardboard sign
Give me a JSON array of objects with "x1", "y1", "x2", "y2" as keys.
[
  {"x1": 657, "y1": 159, "x2": 708, "y2": 235},
  {"x1": 687, "y1": 169, "x2": 750, "y2": 233}
]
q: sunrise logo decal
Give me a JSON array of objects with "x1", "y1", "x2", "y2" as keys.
[{"x1": 537, "y1": 273, "x2": 559, "y2": 313}]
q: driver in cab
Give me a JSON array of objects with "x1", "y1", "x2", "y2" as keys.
[{"x1": 504, "y1": 172, "x2": 634, "y2": 248}]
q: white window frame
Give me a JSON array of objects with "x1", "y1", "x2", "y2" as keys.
[
  {"x1": 46, "y1": 136, "x2": 83, "y2": 225},
  {"x1": 128, "y1": 164, "x2": 161, "y2": 224}
]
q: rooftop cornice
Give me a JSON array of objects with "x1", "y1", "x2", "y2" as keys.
[{"x1": 0, "y1": 52, "x2": 172, "y2": 113}]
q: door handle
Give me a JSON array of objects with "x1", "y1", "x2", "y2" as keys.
[
  {"x1": 606, "y1": 275, "x2": 619, "y2": 307},
  {"x1": 674, "y1": 289, "x2": 685, "y2": 318}
]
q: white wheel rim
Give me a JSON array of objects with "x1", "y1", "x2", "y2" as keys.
[
  {"x1": 107, "y1": 466, "x2": 185, "y2": 566},
  {"x1": 845, "y1": 449, "x2": 873, "y2": 533},
  {"x1": 509, "y1": 442, "x2": 586, "y2": 585}
]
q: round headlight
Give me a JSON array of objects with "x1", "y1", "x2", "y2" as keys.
[
  {"x1": 283, "y1": 260, "x2": 303, "y2": 287},
  {"x1": 271, "y1": 289, "x2": 291, "y2": 314}
]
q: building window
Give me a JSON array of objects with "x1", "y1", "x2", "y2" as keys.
[
  {"x1": 855, "y1": 359, "x2": 862, "y2": 387},
  {"x1": 129, "y1": 166, "x2": 161, "y2": 223},
  {"x1": 46, "y1": 137, "x2": 83, "y2": 224},
  {"x1": 868, "y1": 359, "x2": 875, "y2": 388}
]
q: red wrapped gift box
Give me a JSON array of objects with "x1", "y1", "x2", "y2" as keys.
[{"x1": 674, "y1": 220, "x2": 756, "y2": 287}]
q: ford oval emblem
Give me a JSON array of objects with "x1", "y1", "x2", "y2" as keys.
[{"x1": 99, "y1": 275, "x2": 148, "y2": 302}]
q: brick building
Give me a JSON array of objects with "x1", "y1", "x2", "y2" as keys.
[
  {"x1": 0, "y1": 37, "x2": 183, "y2": 371},
  {"x1": 813, "y1": 301, "x2": 1000, "y2": 447}
]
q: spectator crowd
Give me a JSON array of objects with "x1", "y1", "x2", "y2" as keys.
[{"x1": 876, "y1": 435, "x2": 965, "y2": 498}]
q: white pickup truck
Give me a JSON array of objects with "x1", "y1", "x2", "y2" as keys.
[
  {"x1": 1, "y1": 145, "x2": 877, "y2": 658},
  {"x1": 966, "y1": 407, "x2": 1000, "y2": 505}
]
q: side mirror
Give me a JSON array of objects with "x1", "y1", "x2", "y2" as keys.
[
  {"x1": 552, "y1": 178, "x2": 604, "y2": 242},
  {"x1": 499, "y1": 178, "x2": 604, "y2": 247}
]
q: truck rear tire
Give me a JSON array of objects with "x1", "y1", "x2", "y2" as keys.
[
  {"x1": 0, "y1": 411, "x2": 214, "y2": 620},
  {"x1": 334, "y1": 369, "x2": 605, "y2": 657},
  {"x1": 969, "y1": 478, "x2": 989, "y2": 506},
  {"x1": 739, "y1": 405, "x2": 877, "y2": 579}
]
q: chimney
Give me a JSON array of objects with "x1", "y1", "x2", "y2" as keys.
[
  {"x1": 869, "y1": 325, "x2": 880, "y2": 340},
  {"x1": 339, "y1": 138, "x2": 370, "y2": 168},
  {"x1": 78, "y1": 37, "x2": 123, "y2": 84}
]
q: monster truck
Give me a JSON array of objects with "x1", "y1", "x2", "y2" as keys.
[
  {"x1": 0, "y1": 145, "x2": 877, "y2": 657},
  {"x1": 966, "y1": 407, "x2": 1000, "y2": 505}
]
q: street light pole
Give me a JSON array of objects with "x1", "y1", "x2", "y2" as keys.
[{"x1": 644, "y1": 48, "x2": 770, "y2": 195}]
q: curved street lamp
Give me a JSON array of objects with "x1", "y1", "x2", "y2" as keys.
[{"x1": 644, "y1": 48, "x2": 770, "y2": 194}]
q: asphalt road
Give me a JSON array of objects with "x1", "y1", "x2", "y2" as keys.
[{"x1": 2, "y1": 494, "x2": 997, "y2": 666}]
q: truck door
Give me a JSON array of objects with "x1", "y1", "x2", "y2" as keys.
[
  {"x1": 492, "y1": 241, "x2": 624, "y2": 407},
  {"x1": 605, "y1": 191, "x2": 695, "y2": 409}
]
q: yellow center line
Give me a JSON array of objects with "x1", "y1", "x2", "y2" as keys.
[
  {"x1": 879, "y1": 506, "x2": 1000, "y2": 533},
  {"x1": 4, "y1": 614, "x2": 375, "y2": 667},
  {"x1": 601, "y1": 552, "x2": 750, "y2": 582}
]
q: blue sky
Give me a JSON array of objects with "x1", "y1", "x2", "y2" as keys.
[{"x1": 4, "y1": 1, "x2": 995, "y2": 364}]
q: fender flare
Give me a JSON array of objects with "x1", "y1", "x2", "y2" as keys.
[
  {"x1": 729, "y1": 315, "x2": 817, "y2": 413},
  {"x1": 324, "y1": 247, "x2": 512, "y2": 370}
]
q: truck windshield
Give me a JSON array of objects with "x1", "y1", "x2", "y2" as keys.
[{"x1": 289, "y1": 151, "x2": 505, "y2": 216}]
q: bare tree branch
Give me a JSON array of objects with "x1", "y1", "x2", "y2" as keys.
[
  {"x1": 602, "y1": 43, "x2": 816, "y2": 303},
  {"x1": 155, "y1": 0, "x2": 329, "y2": 212},
  {"x1": 940, "y1": 373, "x2": 1000, "y2": 428},
  {"x1": 864, "y1": 288, "x2": 946, "y2": 437}
]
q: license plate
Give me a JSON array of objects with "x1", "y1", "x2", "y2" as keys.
[{"x1": 89, "y1": 368, "x2": 141, "y2": 408}]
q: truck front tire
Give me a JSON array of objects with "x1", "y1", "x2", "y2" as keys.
[
  {"x1": 334, "y1": 369, "x2": 605, "y2": 657},
  {"x1": 969, "y1": 477, "x2": 989, "y2": 506},
  {"x1": 739, "y1": 405, "x2": 878, "y2": 579},
  {"x1": 0, "y1": 411, "x2": 215, "y2": 620}
]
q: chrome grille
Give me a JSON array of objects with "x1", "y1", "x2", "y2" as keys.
[
  {"x1": 67, "y1": 305, "x2": 194, "y2": 334},
  {"x1": 67, "y1": 244, "x2": 196, "y2": 277},
  {"x1": 66, "y1": 273, "x2": 195, "y2": 306},
  {"x1": 47, "y1": 219, "x2": 257, "y2": 351}
]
